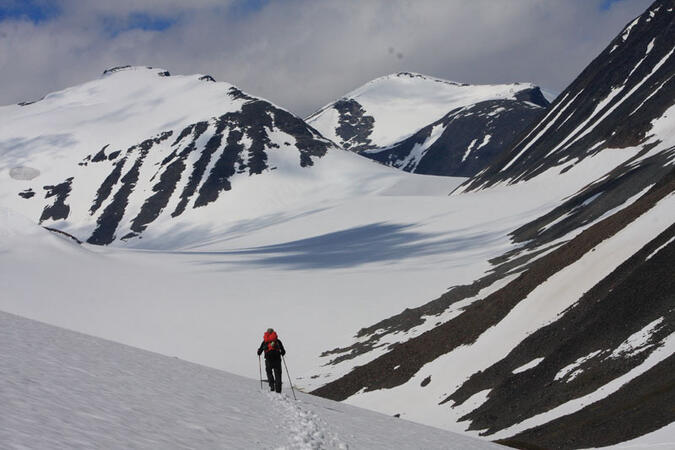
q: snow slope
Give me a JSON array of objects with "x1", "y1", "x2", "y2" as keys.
[{"x1": 0, "y1": 310, "x2": 503, "y2": 449}]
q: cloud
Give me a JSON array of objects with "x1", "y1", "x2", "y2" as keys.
[{"x1": 0, "y1": 0, "x2": 654, "y2": 116}]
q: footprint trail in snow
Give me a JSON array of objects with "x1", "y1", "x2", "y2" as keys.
[{"x1": 267, "y1": 392, "x2": 349, "y2": 450}]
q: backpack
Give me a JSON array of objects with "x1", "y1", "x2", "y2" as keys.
[{"x1": 263, "y1": 331, "x2": 279, "y2": 353}]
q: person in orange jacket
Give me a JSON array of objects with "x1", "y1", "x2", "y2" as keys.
[{"x1": 257, "y1": 328, "x2": 286, "y2": 393}]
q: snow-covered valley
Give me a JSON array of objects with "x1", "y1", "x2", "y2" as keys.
[{"x1": 1, "y1": 1, "x2": 674, "y2": 448}]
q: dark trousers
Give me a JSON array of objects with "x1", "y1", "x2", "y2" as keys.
[{"x1": 265, "y1": 359, "x2": 282, "y2": 393}]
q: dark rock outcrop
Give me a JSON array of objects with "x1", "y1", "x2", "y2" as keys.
[{"x1": 40, "y1": 178, "x2": 73, "y2": 223}]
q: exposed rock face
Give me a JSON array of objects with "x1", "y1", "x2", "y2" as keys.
[
  {"x1": 88, "y1": 133, "x2": 173, "y2": 245},
  {"x1": 18, "y1": 189, "x2": 35, "y2": 199},
  {"x1": 365, "y1": 92, "x2": 547, "y2": 177},
  {"x1": 40, "y1": 177, "x2": 73, "y2": 223},
  {"x1": 83, "y1": 92, "x2": 334, "y2": 246},
  {"x1": 332, "y1": 99, "x2": 376, "y2": 153},
  {"x1": 102, "y1": 65, "x2": 132, "y2": 76}
]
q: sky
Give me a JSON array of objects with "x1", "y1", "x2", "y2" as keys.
[{"x1": 0, "y1": 0, "x2": 654, "y2": 117}]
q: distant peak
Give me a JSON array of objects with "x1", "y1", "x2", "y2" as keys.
[
  {"x1": 102, "y1": 65, "x2": 133, "y2": 76},
  {"x1": 370, "y1": 72, "x2": 467, "y2": 87},
  {"x1": 394, "y1": 71, "x2": 430, "y2": 79},
  {"x1": 101, "y1": 65, "x2": 169, "y2": 77}
]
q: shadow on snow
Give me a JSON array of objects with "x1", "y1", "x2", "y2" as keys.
[{"x1": 192, "y1": 222, "x2": 502, "y2": 270}]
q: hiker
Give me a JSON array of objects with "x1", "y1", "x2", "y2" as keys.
[{"x1": 257, "y1": 328, "x2": 286, "y2": 393}]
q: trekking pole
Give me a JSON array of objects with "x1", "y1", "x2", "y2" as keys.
[
  {"x1": 258, "y1": 354, "x2": 263, "y2": 390},
  {"x1": 281, "y1": 355, "x2": 297, "y2": 400}
]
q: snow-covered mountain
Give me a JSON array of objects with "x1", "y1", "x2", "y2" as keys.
[
  {"x1": 307, "y1": 72, "x2": 549, "y2": 176},
  {"x1": 0, "y1": 65, "x2": 346, "y2": 246},
  {"x1": 0, "y1": 309, "x2": 503, "y2": 450},
  {"x1": 306, "y1": 2, "x2": 675, "y2": 448}
]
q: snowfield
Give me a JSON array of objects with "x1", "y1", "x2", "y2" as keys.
[
  {"x1": 0, "y1": 137, "x2": 619, "y2": 383},
  {"x1": 0, "y1": 310, "x2": 503, "y2": 449}
]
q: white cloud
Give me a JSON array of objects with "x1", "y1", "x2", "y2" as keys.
[{"x1": 0, "y1": 0, "x2": 654, "y2": 116}]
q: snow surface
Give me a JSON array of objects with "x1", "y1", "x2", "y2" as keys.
[
  {"x1": 308, "y1": 72, "x2": 539, "y2": 148},
  {"x1": 1, "y1": 129, "x2": 670, "y2": 444},
  {"x1": 1, "y1": 65, "x2": 673, "y2": 447},
  {"x1": 1, "y1": 137, "x2": 636, "y2": 385},
  {"x1": 0, "y1": 310, "x2": 503, "y2": 449}
]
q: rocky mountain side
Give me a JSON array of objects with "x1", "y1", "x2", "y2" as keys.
[{"x1": 307, "y1": 2, "x2": 675, "y2": 448}]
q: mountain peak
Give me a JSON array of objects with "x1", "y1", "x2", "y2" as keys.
[
  {"x1": 307, "y1": 71, "x2": 548, "y2": 174},
  {"x1": 372, "y1": 71, "x2": 466, "y2": 86},
  {"x1": 101, "y1": 65, "x2": 165, "y2": 76}
]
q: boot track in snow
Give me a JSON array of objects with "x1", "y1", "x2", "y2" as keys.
[{"x1": 266, "y1": 392, "x2": 348, "y2": 450}]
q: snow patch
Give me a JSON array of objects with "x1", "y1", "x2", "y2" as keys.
[
  {"x1": 555, "y1": 350, "x2": 603, "y2": 383},
  {"x1": 621, "y1": 17, "x2": 640, "y2": 42},
  {"x1": 646, "y1": 236, "x2": 675, "y2": 261},
  {"x1": 512, "y1": 357, "x2": 545, "y2": 374},
  {"x1": 462, "y1": 139, "x2": 478, "y2": 162},
  {"x1": 476, "y1": 134, "x2": 491, "y2": 150},
  {"x1": 399, "y1": 122, "x2": 446, "y2": 171},
  {"x1": 608, "y1": 318, "x2": 664, "y2": 359}
]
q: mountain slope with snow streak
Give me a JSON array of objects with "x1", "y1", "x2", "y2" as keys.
[
  {"x1": 460, "y1": 0, "x2": 675, "y2": 191},
  {"x1": 0, "y1": 310, "x2": 504, "y2": 450},
  {"x1": 306, "y1": 2, "x2": 675, "y2": 448},
  {"x1": 307, "y1": 72, "x2": 549, "y2": 177}
]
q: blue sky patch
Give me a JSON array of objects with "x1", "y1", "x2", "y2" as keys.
[
  {"x1": 227, "y1": 0, "x2": 272, "y2": 18},
  {"x1": 600, "y1": 0, "x2": 628, "y2": 11},
  {"x1": 102, "y1": 13, "x2": 178, "y2": 36},
  {"x1": 0, "y1": 0, "x2": 60, "y2": 23}
]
